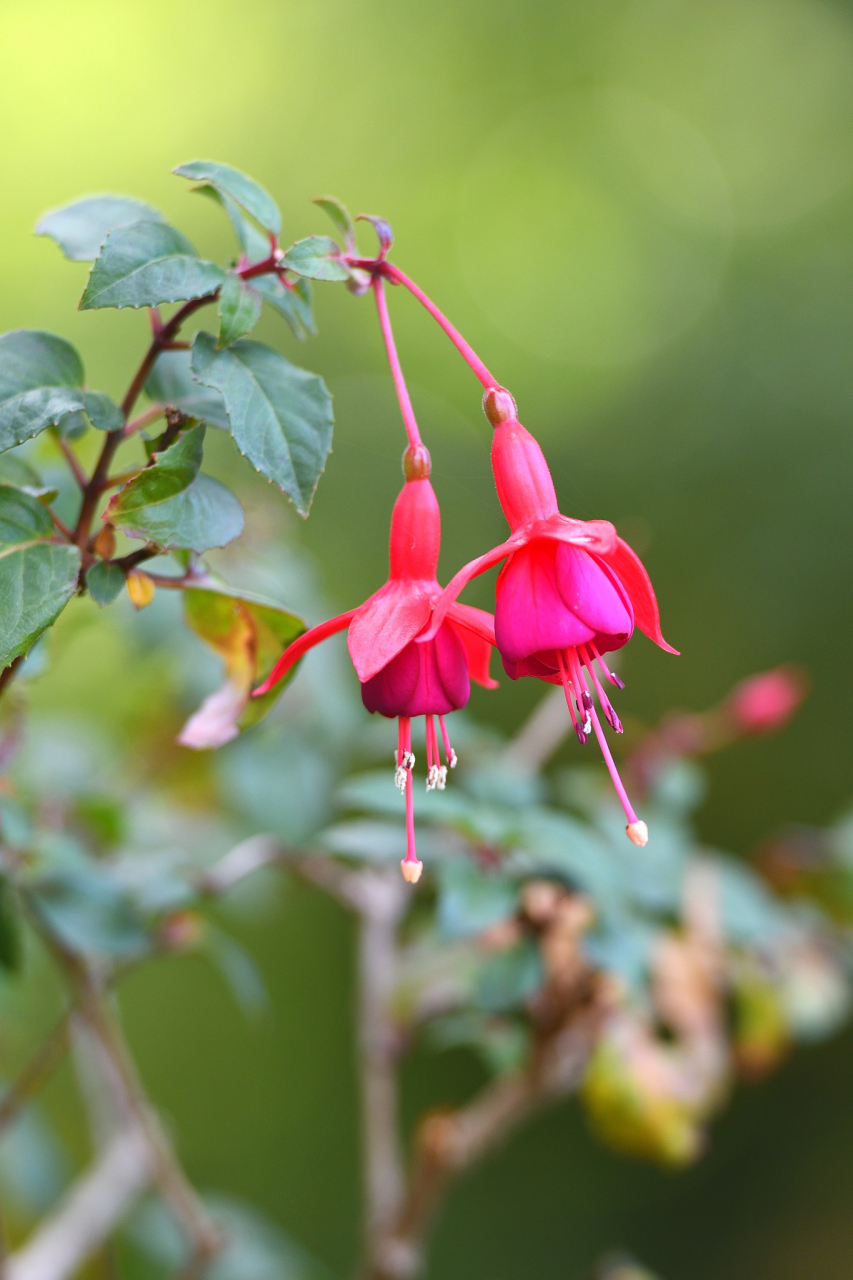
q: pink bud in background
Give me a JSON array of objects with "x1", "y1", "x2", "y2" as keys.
[{"x1": 726, "y1": 666, "x2": 809, "y2": 736}]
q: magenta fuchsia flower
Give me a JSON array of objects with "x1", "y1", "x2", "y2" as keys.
[
  {"x1": 423, "y1": 388, "x2": 678, "y2": 847},
  {"x1": 254, "y1": 445, "x2": 497, "y2": 882}
]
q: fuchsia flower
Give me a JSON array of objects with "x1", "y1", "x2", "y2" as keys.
[
  {"x1": 254, "y1": 444, "x2": 497, "y2": 882},
  {"x1": 424, "y1": 388, "x2": 678, "y2": 847}
]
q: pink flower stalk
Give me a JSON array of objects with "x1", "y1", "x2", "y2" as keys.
[
  {"x1": 424, "y1": 388, "x2": 678, "y2": 847},
  {"x1": 253, "y1": 445, "x2": 497, "y2": 883}
]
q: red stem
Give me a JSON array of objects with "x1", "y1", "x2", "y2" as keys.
[
  {"x1": 351, "y1": 259, "x2": 498, "y2": 390},
  {"x1": 372, "y1": 276, "x2": 422, "y2": 450}
]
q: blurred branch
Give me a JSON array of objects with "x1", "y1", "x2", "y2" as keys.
[
  {"x1": 500, "y1": 686, "x2": 570, "y2": 775},
  {"x1": 6, "y1": 1124, "x2": 153, "y2": 1280},
  {"x1": 0, "y1": 1010, "x2": 71, "y2": 1135}
]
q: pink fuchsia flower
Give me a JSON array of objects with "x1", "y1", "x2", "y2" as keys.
[
  {"x1": 424, "y1": 388, "x2": 678, "y2": 847},
  {"x1": 253, "y1": 445, "x2": 497, "y2": 883}
]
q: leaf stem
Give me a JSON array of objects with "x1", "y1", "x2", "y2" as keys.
[
  {"x1": 55, "y1": 437, "x2": 89, "y2": 490},
  {"x1": 122, "y1": 403, "x2": 167, "y2": 439},
  {"x1": 0, "y1": 1010, "x2": 71, "y2": 1135}
]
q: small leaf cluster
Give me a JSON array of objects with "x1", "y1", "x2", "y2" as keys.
[{"x1": 0, "y1": 163, "x2": 363, "y2": 739}]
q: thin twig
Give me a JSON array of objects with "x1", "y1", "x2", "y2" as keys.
[
  {"x1": 55, "y1": 437, "x2": 89, "y2": 491},
  {"x1": 122, "y1": 402, "x2": 167, "y2": 439},
  {"x1": 0, "y1": 1010, "x2": 71, "y2": 1134}
]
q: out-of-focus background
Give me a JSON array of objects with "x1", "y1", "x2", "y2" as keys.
[{"x1": 2, "y1": 0, "x2": 853, "y2": 1275}]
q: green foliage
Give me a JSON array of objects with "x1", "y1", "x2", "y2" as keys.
[
  {"x1": 0, "y1": 330, "x2": 122, "y2": 451},
  {"x1": 145, "y1": 350, "x2": 230, "y2": 429},
  {"x1": 174, "y1": 160, "x2": 282, "y2": 237},
  {"x1": 36, "y1": 194, "x2": 166, "y2": 262},
  {"x1": 191, "y1": 332, "x2": 333, "y2": 516},
  {"x1": 281, "y1": 235, "x2": 350, "y2": 282},
  {"x1": 313, "y1": 196, "x2": 356, "y2": 250},
  {"x1": 80, "y1": 221, "x2": 225, "y2": 310},
  {"x1": 0, "y1": 453, "x2": 56, "y2": 498},
  {"x1": 106, "y1": 425, "x2": 244, "y2": 552},
  {"x1": 0, "y1": 542, "x2": 81, "y2": 667},
  {"x1": 0, "y1": 487, "x2": 54, "y2": 543},
  {"x1": 218, "y1": 271, "x2": 263, "y2": 348},
  {"x1": 86, "y1": 559, "x2": 126, "y2": 606}
]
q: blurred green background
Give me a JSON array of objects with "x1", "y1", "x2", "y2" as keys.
[{"x1": 3, "y1": 0, "x2": 853, "y2": 1275}]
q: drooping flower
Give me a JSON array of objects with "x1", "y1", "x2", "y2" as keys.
[
  {"x1": 423, "y1": 388, "x2": 678, "y2": 847},
  {"x1": 253, "y1": 444, "x2": 497, "y2": 882}
]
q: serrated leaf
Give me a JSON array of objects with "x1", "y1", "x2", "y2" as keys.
[
  {"x1": 106, "y1": 425, "x2": 243, "y2": 553},
  {"x1": 145, "y1": 350, "x2": 230, "y2": 428},
  {"x1": 179, "y1": 581, "x2": 304, "y2": 748},
  {"x1": 0, "y1": 541, "x2": 81, "y2": 667},
  {"x1": 281, "y1": 236, "x2": 350, "y2": 282},
  {"x1": 174, "y1": 160, "x2": 281, "y2": 236},
  {"x1": 313, "y1": 196, "x2": 355, "y2": 249},
  {"x1": 199, "y1": 188, "x2": 316, "y2": 340},
  {"x1": 190, "y1": 332, "x2": 333, "y2": 515},
  {"x1": 86, "y1": 560, "x2": 125, "y2": 606},
  {"x1": 0, "y1": 330, "x2": 123, "y2": 450},
  {"x1": 80, "y1": 221, "x2": 225, "y2": 311},
  {"x1": 0, "y1": 487, "x2": 54, "y2": 543},
  {"x1": 36, "y1": 195, "x2": 166, "y2": 262},
  {"x1": 218, "y1": 272, "x2": 263, "y2": 347}
]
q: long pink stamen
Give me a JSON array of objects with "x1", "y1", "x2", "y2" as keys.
[
  {"x1": 582, "y1": 646, "x2": 623, "y2": 733},
  {"x1": 373, "y1": 276, "x2": 422, "y2": 451},
  {"x1": 557, "y1": 649, "x2": 585, "y2": 743},
  {"x1": 589, "y1": 641, "x2": 625, "y2": 690},
  {"x1": 425, "y1": 714, "x2": 435, "y2": 773},
  {"x1": 438, "y1": 715, "x2": 457, "y2": 768},
  {"x1": 567, "y1": 649, "x2": 594, "y2": 736},
  {"x1": 588, "y1": 705, "x2": 639, "y2": 826}
]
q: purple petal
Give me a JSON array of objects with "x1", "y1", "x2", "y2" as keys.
[{"x1": 361, "y1": 622, "x2": 470, "y2": 717}]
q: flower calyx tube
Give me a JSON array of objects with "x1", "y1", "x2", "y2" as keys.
[
  {"x1": 253, "y1": 448, "x2": 498, "y2": 883},
  {"x1": 422, "y1": 387, "x2": 679, "y2": 848}
]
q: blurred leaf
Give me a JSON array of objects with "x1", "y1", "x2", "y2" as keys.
[
  {"x1": 175, "y1": 161, "x2": 282, "y2": 236},
  {"x1": 80, "y1": 222, "x2": 225, "y2": 311},
  {"x1": 319, "y1": 818, "x2": 455, "y2": 863},
  {"x1": 220, "y1": 733, "x2": 333, "y2": 841},
  {"x1": 145, "y1": 350, "x2": 230, "y2": 429},
  {"x1": 0, "y1": 542, "x2": 81, "y2": 668},
  {"x1": 509, "y1": 809, "x2": 624, "y2": 911},
  {"x1": 0, "y1": 453, "x2": 55, "y2": 498},
  {"x1": 716, "y1": 855, "x2": 789, "y2": 945},
  {"x1": 356, "y1": 213, "x2": 393, "y2": 256},
  {"x1": 36, "y1": 194, "x2": 166, "y2": 262},
  {"x1": 0, "y1": 877, "x2": 22, "y2": 971},
  {"x1": 0, "y1": 487, "x2": 53, "y2": 543},
  {"x1": 0, "y1": 330, "x2": 123, "y2": 450},
  {"x1": 0, "y1": 797, "x2": 31, "y2": 846},
  {"x1": 127, "y1": 1193, "x2": 332, "y2": 1280},
  {"x1": 28, "y1": 865, "x2": 151, "y2": 959},
  {"x1": 203, "y1": 924, "x2": 269, "y2": 1017},
  {"x1": 73, "y1": 794, "x2": 127, "y2": 849},
  {"x1": 477, "y1": 937, "x2": 542, "y2": 1013},
  {"x1": 106, "y1": 426, "x2": 244, "y2": 553},
  {"x1": 86, "y1": 559, "x2": 125, "y2": 606},
  {"x1": 313, "y1": 196, "x2": 355, "y2": 249},
  {"x1": 191, "y1": 332, "x2": 333, "y2": 516},
  {"x1": 179, "y1": 582, "x2": 304, "y2": 748},
  {"x1": 281, "y1": 236, "x2": 350, "y2": 282},
  {"x1": 218, "y1": 272, "x2": 263, "y2": 347},
  {"x1": 0, "y1": 1107, "x2": 68, "y2": 1213},
  {"x1": 436, "y1": 858, "x2": 517, "y2": 940},
  {"x1": 426, "y1": 1010, "x2": 529, "y2": 1074}
]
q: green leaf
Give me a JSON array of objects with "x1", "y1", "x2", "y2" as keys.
[
  {"x1": 0, "y1": 453, "x2": 53, "y2": 497},
  {"x1": 190, "y1": 332, "x2": 333, "y2": 515},
  {"x1": 86, "y1": 560, "x2": 125, "y2": 606},
  {"x1": 437, "y1": 859, "x2": 518, "y2": 940},
  {"x1": 30, "y1": 866, "x2": 150, "y2": 959},
  {"x1": 281, "y1": 236, "x2": 350, "y2": 282},
  {"x1": 0, "y1": 488, "x2": 53, "y2": 543},
  {"x1": 106, "y1": 425, "x2": 244, "y2": 553},
  {"x1": 36, "y1": 195, "x2": 166, "y2": 262},
  {"x1": 477, "y1": 938, "x2": 543, "y2": 1013},
  {"x1": 218, "y1": 272, "x2": 263, "y2": 348},
  {"x1": 199, "y1": 187, "x2": 316, "y2": 340},
  {"x1": 0, "y1": 330, "x2": 123, "y2": 450},
  {"x1": 174, "y1": 160, "x2": 281, "y2": 236},
  {"x1": 0, "y1": 877, "x2": 22, "y2": 972},
  {"x1": 179, "y1": 581, "x2": 305, "y2": 748},
  {"x1": 0, "y1": 542, "x2": 81, "y2": 668},
  {"x1": 313, "y1": 196, "x2": 355, "y2": 249},
  {"x1": 80, "y1": 222, "x2": 225, "y2": 311},
  {"x1": 145, "y1": 350, "x2": 230, "y2": 428}
]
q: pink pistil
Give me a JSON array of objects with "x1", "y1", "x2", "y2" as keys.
[
  {"x1": 588, "y1": 704, "x2": 640, "y2": 828},
  {"x1": 397, "y1": 716, "x2": 423, "y2": 882},
  {"x1": 556, "y1": 649, "x2": 585, "y2": 744}
]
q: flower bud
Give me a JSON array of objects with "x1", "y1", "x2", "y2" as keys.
[
  {"x1": 482, "y1": 386, "x2": 518, "y2": 426},
  {"x1": 402, "y1": 442, "x2": 431, "y2": 480},
  {"x1": 126, "y1": 570, "x2": 155, "y2": 610},
  {"x1": 726, "y1": 665, "x2": 808, "y2": 736},
  {"x1": 93, "y1": 525, "x2": 116, "y2": 559}
]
